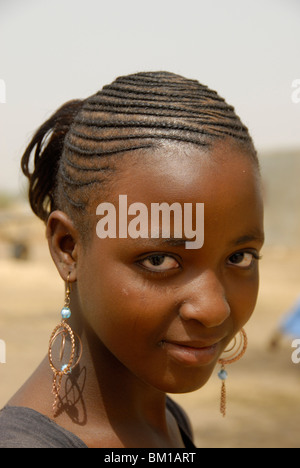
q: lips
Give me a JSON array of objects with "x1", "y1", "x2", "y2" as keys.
[
  {"x1": 161, "y1": 338, "x2": 223, "y2": 366},
  {"x1": 164, "y1": 339, "x2": 221, "y2": 349}
]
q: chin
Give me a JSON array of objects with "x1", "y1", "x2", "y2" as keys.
[{"x1": 150, "y1": 366, "x2": 216, "y2": 395}]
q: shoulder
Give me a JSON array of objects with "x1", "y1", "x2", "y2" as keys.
[{"x1": 0, "y1": 406, "x2": 88, "y2": 448}]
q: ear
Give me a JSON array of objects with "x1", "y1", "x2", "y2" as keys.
[{"x1": 46, "y1": 210, "x2": 80, "y2": 283}]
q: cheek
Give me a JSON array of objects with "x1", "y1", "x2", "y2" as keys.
[
  {"x1": 76, "y1": 256, "x2": 192, "y2": 390},
  {"x1": 78, "y1": 278, "x2": 173, "y2": 389},
  {"x1": 77, "y1": 255, "x2": 168, "y2": 353},
  {"x1": 227, "y1": 271, "x2": 260, "y2": 331}
]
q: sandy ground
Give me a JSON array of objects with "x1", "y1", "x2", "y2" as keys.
[{"x1": 0, "y1": 215, "x2": 300, "y2": 448}]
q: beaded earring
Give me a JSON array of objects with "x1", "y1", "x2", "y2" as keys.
[
  {"x1": 217, "y1": 328, "x2": 248, "y2": 417},
  {"x1": 48, "y1": 274, "x2": 82, "y2": 414}
]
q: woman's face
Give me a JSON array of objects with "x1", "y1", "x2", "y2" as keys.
[{"x1": 75, "y1": 140, "x2": 264, "y2": 394}]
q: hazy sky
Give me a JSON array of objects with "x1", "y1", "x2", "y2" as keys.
[{"x1": 0, "y1": 0, "x2": 299, "y2": 194}]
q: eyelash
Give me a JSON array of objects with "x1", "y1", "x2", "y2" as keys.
[
  {"x1": 137, "y1": 250, "x2": 262, "y2": 275},
  {"x1": 137, "y1": 253, "x2": 181, "y2": 275},
  {"x1": 227, "y1": 251, "x2": 262, "y2": 269}
]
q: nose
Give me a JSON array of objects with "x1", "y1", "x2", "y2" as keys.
[{"x1": 178, "y1": 271, "x2": 230, "y2": 328}]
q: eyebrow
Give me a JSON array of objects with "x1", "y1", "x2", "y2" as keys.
[
  {"x1": 161, "y1": 237, "x2": 188, "y2": 247},
  {"x1": 125, "y1": 232, "x2": 265, "y2": 248},
  {"x1": 232, "y1": 232, "x2": 265, "y2": 247},
  {"x1": 156, "y1": 234, "x2": 265, "y2": 248},
  {"x1": 127, "y1": 236, "x2": 189, "y2": 248}
]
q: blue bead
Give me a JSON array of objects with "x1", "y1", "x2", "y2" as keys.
[
  {"x1": 61, "y1": 364, "x2": 72, "y2": 374},
  {"x1": 218, "y1": 369, "x2": 228, "y2": 381},
  {"x1": 61, "y1": 307, "x2": 71, "y2": 319}
]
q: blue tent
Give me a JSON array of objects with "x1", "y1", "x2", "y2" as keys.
[{"x1": 280, "y1": 296, "x2": 300, "y2": 338}]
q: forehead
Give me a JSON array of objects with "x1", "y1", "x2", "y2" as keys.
[
  {"x1": 109, "y1": 140, "x2": 261, "y2": 204},
  {"x1": 95, "y1": 140, "x2": 264, "y2": 244}
]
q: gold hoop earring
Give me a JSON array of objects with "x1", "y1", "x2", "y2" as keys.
[
  {"x1": 217, "y1": 328, "x2": 247, "y2": 417},
  {"x1": 48, "y1": 274, "x2": 82, "y2": 415}
]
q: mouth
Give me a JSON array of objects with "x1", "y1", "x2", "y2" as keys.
[{"x1": 161, "y1": 339, "x2": 223, "y2": 367}]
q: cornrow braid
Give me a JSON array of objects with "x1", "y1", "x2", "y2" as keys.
[{"x1": 21, "y1": 71, "x2": 257, "y2": 230}]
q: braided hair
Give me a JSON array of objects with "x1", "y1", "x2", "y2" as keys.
[{"x1": 21, "y1": 71, "x2": 258, "y2": 232}]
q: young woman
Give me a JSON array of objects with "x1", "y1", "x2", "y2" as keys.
[{"x1": 0, "y1": 71, "x2": 264, "y2": 448}]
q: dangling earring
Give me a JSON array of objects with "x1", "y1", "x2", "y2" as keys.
[
  {"x1": 218, "y1": 328, "x2": 247, "y2": 417},
  {"x1": 48, "y1": 274, "x2": 82, "y2": 415}
]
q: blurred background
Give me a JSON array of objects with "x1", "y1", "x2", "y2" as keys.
[{"x1": 0, "y1": 0, "x2": 299, "y2": 448}]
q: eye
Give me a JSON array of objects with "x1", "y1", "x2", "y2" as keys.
[
  {"x1": 138, "y1": 254, "x2": 180, "y2": 272},
  {"x1": 227, "y1": 251, "x2": 261, "y2": 269}
]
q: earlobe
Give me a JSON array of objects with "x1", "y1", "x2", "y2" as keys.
[{"x1": 46, "y1": 211, "x2": 79, "y2": 282}]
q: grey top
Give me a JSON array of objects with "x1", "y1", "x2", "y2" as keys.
[{"x1": 0, "y1": 398, "x2": 195, "y2": 448}]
